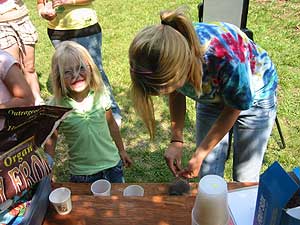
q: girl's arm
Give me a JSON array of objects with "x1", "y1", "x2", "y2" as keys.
[
  {"x1": 180, "y1": 106, "x2": 241, "y2": 178},
  {"x1": 0, "y1": 64, "x2": 34, "y2": 109},
  {"x1": 106, "y1": 109, "x2": 132, "y2": 168},
  {"x1": 52, "y1": 0, "x2": 93, "y2": 8},
  {"x1": 164, "y1": 91, "x2": 186, "y2": 176},
  {"x1": 44, "y1": 130, "x2": 58, "y2": 158},
  {"x1": 44, "y1": 130, "x2": 58, "y2": 179}
]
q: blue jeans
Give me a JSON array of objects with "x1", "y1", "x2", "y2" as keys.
[
  {"x1": 196, "y1": 97, "x2": 276, "y2": 182},
  {"x1": 69, "y1": 160, "x2": 124, "y2": 183},
  {"x1": 51, "y1": 32, "x2": 122, "y2": 124}
]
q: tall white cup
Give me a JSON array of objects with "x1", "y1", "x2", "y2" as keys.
[
  {"x1": 91, "y1": 179, "x2": 111, "y2": 196},
  {"x1": 192, "y1": 175, "x2": 229, "y2": 225}
]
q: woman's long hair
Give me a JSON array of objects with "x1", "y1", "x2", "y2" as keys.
[{"x1": 129, "y1": 6, "x2": 204, "y2": 139}]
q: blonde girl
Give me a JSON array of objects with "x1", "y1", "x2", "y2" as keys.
[{"x1": 46, "y1": 41, "x2": 132, "y2": 183}]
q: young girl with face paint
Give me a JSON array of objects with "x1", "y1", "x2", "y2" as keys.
[{"x1": 46, "y1": 41, "x2": 132, "y2": 183}]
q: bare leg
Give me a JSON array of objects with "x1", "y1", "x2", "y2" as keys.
[
  {"x1": 4, "y1": 43, "x2": 43, "y2": 105},
  {"x1": 22, "y1": 44, "x2": 43, "y2": 104}
]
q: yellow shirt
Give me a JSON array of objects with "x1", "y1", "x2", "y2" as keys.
[{"x1": 48, "y1": 3, "x2": 98, "y2": 30}]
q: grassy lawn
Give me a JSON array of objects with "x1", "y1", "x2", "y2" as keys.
[{"x1": 25, "y1": 0, "x2": 300, "y2": 183}]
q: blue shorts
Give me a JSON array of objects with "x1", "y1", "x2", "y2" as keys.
[{"x1": 69, "y1": 160, "x2": 124, "y2": 183}]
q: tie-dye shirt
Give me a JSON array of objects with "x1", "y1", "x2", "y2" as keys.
[{"x1": 177, "y1": 22, "x2": 278, "y2": 110}]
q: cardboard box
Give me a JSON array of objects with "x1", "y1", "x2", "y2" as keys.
[
  {"x1": 253, "y1": 161, "x2": 300, "y2": 225},
  {"x1": 228, "y1": 185, "x2": 258, "y2": 225}
]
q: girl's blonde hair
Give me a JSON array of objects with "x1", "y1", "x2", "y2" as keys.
[
  {"x1": 51, "y1": 41, "x2": 103, "y2": 102},
  {"x1": 129, "y1": 6, "x2": 204, "y2": 139}
]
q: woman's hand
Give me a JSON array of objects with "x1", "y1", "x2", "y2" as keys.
[
  {"x1": 179, "y1": 152, "x2": 203, "y2": 178},
  {"x1": 164, "y1": 142, "x2": 184, "y2": 176}
]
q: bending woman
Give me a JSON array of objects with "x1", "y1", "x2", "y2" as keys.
[{"x1": 129, "y1": 7, "x2": 277, "y2": 182}]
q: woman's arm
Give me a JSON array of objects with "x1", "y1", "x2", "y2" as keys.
[
  {"x1": 180, "y1": 106, "x2": 241, "y2": 178},
  {"x1": 0, "y1": 64, "x2": 34, "y2": 109},
  {"x1": 106, "y1": 109, "x2": 132, "y2": 167},
  {"x1": 164, "y1": 91, "x2": 186, "y2": 176},
  {"x1": 169, "y1": 91, "x2": 186, "y2": 142}
]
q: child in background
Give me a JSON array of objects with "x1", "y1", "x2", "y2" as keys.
[
  {"x1": 45, "y1": 41, "x2": 132, "y2": 183},
  {"x1": 0, "y1": 49, "x2": 37, "y2": 225},
  {"x1": 0, "y1": 0, "x2": 43, "y2": 105}
]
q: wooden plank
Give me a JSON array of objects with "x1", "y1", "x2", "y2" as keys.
[
  {"x1": 43, "y1": 182, "x2": 258, "y2": 225},
  {"x1": 43, "y1": 195, "x2": 195, "y2": 225}
]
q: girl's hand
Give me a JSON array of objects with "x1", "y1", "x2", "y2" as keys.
[
  {"x1": 164, "y1": 142, "x2": 183, "y2": 177},
  {"x1": 178, "y1": 153, "x2": 203, "y2": 179},
  {"x1": 119, "y1": 150, "x2": 133, "y2": 168},
  {"x1": 39, "y1": 2, "x2": 56, "y2": 20}
]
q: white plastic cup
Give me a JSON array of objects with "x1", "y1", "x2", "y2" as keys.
[
  {"x1": 123, "y1": 185, "x2": 144, "y2": 196},
  {"x1": 49, "y1": 187, "x2": 72, "y2": 215},
  {"x1": 91, "y1": 179, "x2": 111, "y2": 196},
  {"x1": 193, "y1": 175, "x2": 229, "y2": 225}
]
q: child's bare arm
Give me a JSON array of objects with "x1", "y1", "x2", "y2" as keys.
[
  {"x1": 106, "y1": 109, "x2": 132, "y2": 167},
  {"x1": 44, "y1": 129, "x2": 58, "y2": 158},
  {"x1": 0, "y1": 64, "x2": 34, "y2": 109}
]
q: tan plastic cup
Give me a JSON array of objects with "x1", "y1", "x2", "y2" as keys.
[
  {"x1": 49, "y1": 187, "x2": 72, "y2": 215},
  {"x1": 193, "y1": 175, "x2": 229, "y2": 225},
  {"x1": 91, "y1": 179, "x2": 111, "y2": 196},
  {"x1": 123, "y1": 185, "x2": 144, "y2": 196}
]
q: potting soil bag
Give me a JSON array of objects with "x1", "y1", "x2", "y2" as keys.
[{"x1": 0, "y1": 105, "x2": 71, "y2": 204}]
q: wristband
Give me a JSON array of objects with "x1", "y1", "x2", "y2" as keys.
[{"x1": 170, "y1": 139, "x2": 184, "y2": 144}]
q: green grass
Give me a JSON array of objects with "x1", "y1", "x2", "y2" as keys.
[{"x1": 24, "y1": 0, "x2": 300, "y2": 183}]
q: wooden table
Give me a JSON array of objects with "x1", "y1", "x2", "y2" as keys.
[{"x1": 43, "y1": 182, "x2": 257, "y2": 225}]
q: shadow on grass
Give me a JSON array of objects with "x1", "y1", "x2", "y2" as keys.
[{"x1": 116, "y1": 85, "x2": 198, "y2": 183}]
